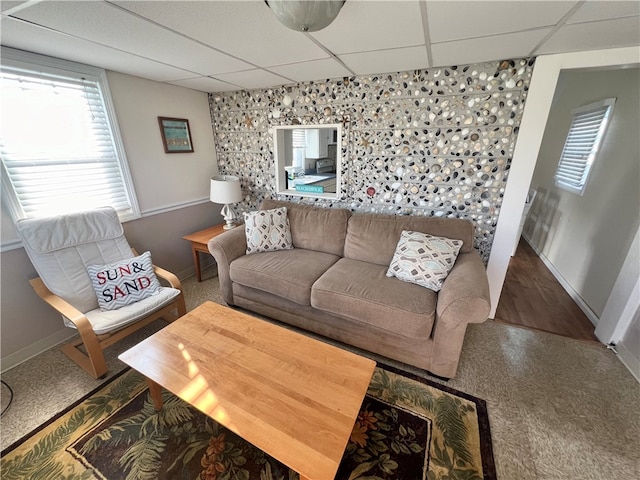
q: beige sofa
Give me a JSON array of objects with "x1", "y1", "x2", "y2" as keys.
[{"x1": 208, "y1": 199, "x2": 490, "y2": 378}]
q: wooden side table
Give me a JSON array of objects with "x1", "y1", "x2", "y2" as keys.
[{"x1": 182, "y1": 224, "x2": 227, "y2": 282}]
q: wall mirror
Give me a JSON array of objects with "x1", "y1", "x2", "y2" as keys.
[{"x1": 273, "y1": 124, "x2": 342, "y2": 199}]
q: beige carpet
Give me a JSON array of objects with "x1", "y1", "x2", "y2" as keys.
[{"x1": 1, "y1": 267, "x2": 639, "y2": 479}]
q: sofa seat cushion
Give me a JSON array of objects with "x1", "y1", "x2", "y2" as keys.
[
  {"x1": 230, "y1": 248, "x2": 340, "y2": 306},
  {"x1": 311, "y1": 258, "x2": 436, "y2": 338}
]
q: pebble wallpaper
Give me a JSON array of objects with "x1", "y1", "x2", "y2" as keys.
[{"x1": 209, "y1": 58, "x2": 536, "y2": 260}]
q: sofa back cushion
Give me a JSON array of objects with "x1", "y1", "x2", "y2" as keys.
[
  {"x1": 344, "y1": 213, "x2": 475, "y2": 266},
  {"x1": 260, "y1": 199, "x2": 351, "y2": 256}
]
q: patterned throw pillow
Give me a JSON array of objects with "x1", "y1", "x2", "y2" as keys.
[
  {"x1": 244, "y1": 207, "x2": 293, "y2": 254},
  {"x1": 87, "y1": 251, "x2": 162, "y2": 311},
  {"x1": 386, "y1": 231, "x2": 463, "y2": 292}
]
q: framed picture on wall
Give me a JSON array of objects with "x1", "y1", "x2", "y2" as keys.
[{"x1": 158, "y1": 117, "x2": 194, "y2": 153}]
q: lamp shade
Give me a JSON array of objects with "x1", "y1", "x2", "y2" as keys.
[
  {"x1": 266, "y1": 0, "x2": 345, "y2": 32},
  {"x1": 210, "y1": 175, "x2": 242, "y2": 204}
]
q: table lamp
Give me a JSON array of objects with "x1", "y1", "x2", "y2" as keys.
[{"x1": 210, "y1": 175, "x2": 243, "y2": 229}]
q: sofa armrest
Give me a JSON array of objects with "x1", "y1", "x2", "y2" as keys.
[
  {"x1": 208, "y1": 226, "x2": 247, "y2": 305},
  {"x1": 427, "y1": 251, "x2": 490, "y2": 378},
  {"x1": 436, "y1": 251, "x2": 491, "y2": 328}
]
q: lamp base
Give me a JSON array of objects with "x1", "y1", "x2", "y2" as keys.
[{"x1": 221, "y1": 204, "x2": 237, "y2": 230}]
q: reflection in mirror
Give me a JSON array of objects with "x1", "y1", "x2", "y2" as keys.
[{"x1": 274, "y1": 124, "x2": 341, "y2": 199}]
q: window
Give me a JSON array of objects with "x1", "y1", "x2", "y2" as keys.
[
  {"x1": 0, "y1": 48, "x2": 139, "y2": 221},
  {"x1": 554, "y1": 98, "x2": 615, "y2": 195},
  {"x1": 291, "y1": 128, "x2": 307, "y2": 170}
]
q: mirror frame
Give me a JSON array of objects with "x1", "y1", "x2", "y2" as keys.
[{"x1": 273, "y1": 123, "x2": 342, "y2": 200}]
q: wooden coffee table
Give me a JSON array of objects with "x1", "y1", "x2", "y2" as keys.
[{"x1": 119, "y1": 301, "x2": 376, "y2": 480}]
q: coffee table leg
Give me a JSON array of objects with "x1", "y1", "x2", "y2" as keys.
[{"x1": 146, "y1": 378, "x2": 164, "y2": 411}]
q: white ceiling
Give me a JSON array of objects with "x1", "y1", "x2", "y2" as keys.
[{"x1": 1, "y1": 0, "x2": 638, "y2": 93}]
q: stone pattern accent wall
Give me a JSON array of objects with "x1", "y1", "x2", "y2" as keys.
[{"x1": 209, "y1": 58, "x2": 535, "y2": 260}]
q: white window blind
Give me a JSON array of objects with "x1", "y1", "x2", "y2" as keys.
[
  {"x1": 554, "y1": 98, "x2": 615, "y2": 195},
  {"x1": 292, "y1": 129, "x2": 307, "y2": 148},
  {"x1": 291, "y1": 128, "x2": 307, "y2": 170},
  {"x1": 0, "y1": 49, "x2": 139, "y2": 221}
]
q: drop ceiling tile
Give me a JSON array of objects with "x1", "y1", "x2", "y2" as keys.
[
  {"x1": 339, "y1": 46, "x2": 429, "y2": 76},
  {"x1": 4, "y1": 0, "x2": 639, "y2": 95},
  {"x1": 1, "y1": 1, "x2": 27, "y2": 13},
  {"x1": 431, "y1": 29, "x2": 551, "y2": 67},
  {"x1": 427, "y1": 0, "x2": 577, "y2": 43},
  {"x1": 0, "y1": 17, "x2": 195, "y2": 82},
  {"x1": 114, "y1": 0, "x2": 329, "y2": 67},
  {"x1": 310, "y1": 0, "x2": 425, "y2": 54},
  {"x1": 213, "y1": 69, "x2": 293, "y2": 91},
  {"x1": 567, "y1": 0, "x2": 640, "y2": 24},
  {"x1": 167, "y1": 76, "x2": 239, "y2": 93},
  {"x1": 10, "y1": 1, "x2": 252, "y2": 75},
  {"x1": 536, "y1": 16, "x2": 640, "y2": 54},
  {"x1": 269, "y1": 58, "x2": 352, "y2": 82}
]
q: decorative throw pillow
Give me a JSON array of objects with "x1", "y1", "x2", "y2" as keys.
[
  {"x1": 87, "y1": 251, "x2": 162, "y2": 311},
  {"x1": 244, "y1": 207, "x2": 293, "y2": 254},
  {"x1": 386, "y1": 231, "x2": 463, "y2": 292}
]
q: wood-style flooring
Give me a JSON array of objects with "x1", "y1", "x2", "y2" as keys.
[{"x1": 495, "y1": 238, "x2": 600, "y2": 343}]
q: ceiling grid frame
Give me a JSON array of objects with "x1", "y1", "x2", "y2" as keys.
[{"x1": 0, "y1": 0, "x2": 637, "y2": 92}]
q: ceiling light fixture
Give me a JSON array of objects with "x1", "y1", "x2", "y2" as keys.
[{"x1": 265, "y1": 0, "x2": 346, "y2": 32}]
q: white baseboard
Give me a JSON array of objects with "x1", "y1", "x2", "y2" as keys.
[
  {"x1": 176, "y1": 258, "x2": 216, "y2": 281},
  {"x1": 615, "y1": 342, "x2": 640, "y2": 382},
  {"x1": 522, "y1": 234, "x2": 600, "y2": 327},
  {"x1": 1, "y1": 328, "x2": 77, "y2": 373}
]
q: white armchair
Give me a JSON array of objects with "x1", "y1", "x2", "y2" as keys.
[{"x1": 16, "y1": 207, "x2": 186, "y2": 379}]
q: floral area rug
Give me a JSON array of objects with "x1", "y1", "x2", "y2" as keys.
[{"x1": 1, "y1": 365, "x2": 495, "y2": 480}]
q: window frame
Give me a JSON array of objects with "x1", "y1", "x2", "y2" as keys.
[
  {"x1": 0, "y1": 47, "x2": 140, "y2": 222},
  {"x1": 554, "y1": 97, "x2": 616, "y2": 196}
]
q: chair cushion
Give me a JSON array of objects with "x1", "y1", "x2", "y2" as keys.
[
  {"x1": 87, "y1": 251, "x2": 162, "y2": 311},
  {"x1": 16, "y1": 207, "x2": 124, "y2": 252},
  {"x1": 65, "y1": 286, "x2": 181, "y2": 335},
  {"x1": 15, "y1": 207, "x2": 134, "y2": 313},
  {"x1": 244, "y1": 207, "x2": 293, "y2": 254},
  {"x1": 311, "y1": 258, "x2": 436, "y2": 339},
  {"x1": 230, "y1": 249, "x2": 340, "y2": 306},
  {"x1": 386, "y1": 231, "x2": 462, "y2": 292}
]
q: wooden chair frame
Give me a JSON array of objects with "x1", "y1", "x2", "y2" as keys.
[{"x1": 30, "y1": 264, "x2": 187, "y2": 379}]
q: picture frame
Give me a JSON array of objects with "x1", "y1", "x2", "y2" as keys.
[{"x1": 158, "y1": 117, "x2": 194, "y2": 153}]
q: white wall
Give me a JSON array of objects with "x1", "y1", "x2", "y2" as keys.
[
  {"x1": 596, "y1": 226, "x2": 640, "y2": 344},
  {"x1": 106, "y1": 71, "x2": 216, "y2": 214},
  {"x1": 525, "y1": 67, "x2": 639, "y2": 317},
  {"x1": 617, "y1": 307, "x2": 640, "y2": 381},
  {"x1": 1, "y1": 70, "x2": 222, "y2": 371}
]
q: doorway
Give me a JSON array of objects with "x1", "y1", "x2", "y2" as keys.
[
  {"x1": 494, "y1": 66, "x2": 639, "y2": 344},
  {"x1": 486, "y1": 47, "x2": 640, "y2": 349}
]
